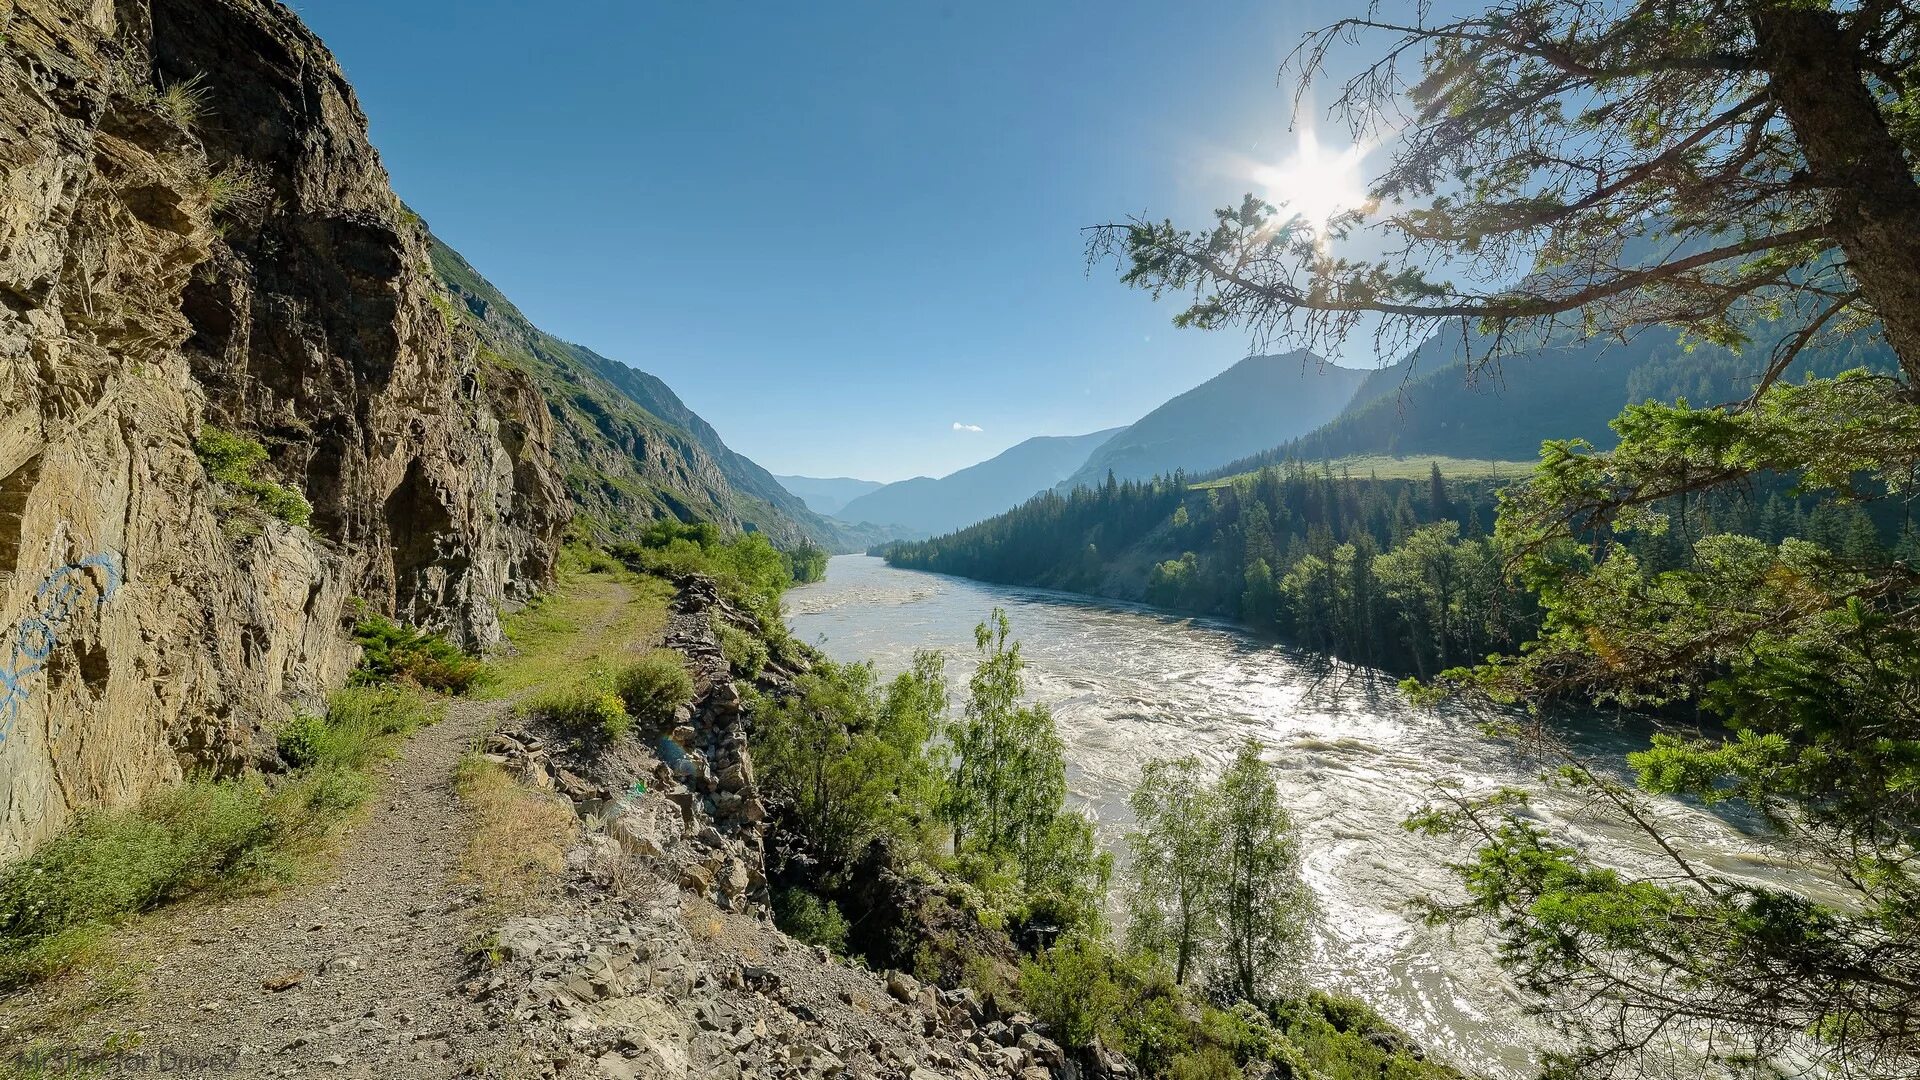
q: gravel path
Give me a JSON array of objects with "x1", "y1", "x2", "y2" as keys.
[{"x1": 47, "y1": 692, "x2": 520, "y2": 1078}]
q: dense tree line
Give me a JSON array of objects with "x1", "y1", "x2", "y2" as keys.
[{"x1": 888, "y1": 460, "x2": 1915, "y2": 680}]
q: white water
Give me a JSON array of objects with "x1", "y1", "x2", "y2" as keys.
[{"x1": 786, "y1": 556, "x2": 1835, "y2": 1077}]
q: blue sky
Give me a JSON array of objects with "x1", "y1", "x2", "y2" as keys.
[{"x1": 297, "y1": 1, "x2": 1377, "y2": 482}]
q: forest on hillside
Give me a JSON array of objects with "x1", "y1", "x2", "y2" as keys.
[{"x1": 886, "y1": 460, "x2": 1919, "y2": 682}]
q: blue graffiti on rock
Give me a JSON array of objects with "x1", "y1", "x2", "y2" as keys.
[{"x1": 0, "y1": 554, "x2": 123, "y2": 747}]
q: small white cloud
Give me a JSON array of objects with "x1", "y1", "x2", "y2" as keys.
[{"x1": 952, "y1": 422, "x2": 984, "y2": 433}]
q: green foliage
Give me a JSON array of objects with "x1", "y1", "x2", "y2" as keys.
[
  {"x1": 771, "y1": 887, "x2": 850, "y2": 953},
  {"x1": 887, "y1": 462, "x2": 1536, "y2": 676},
  {"x1": 278, "y1": 686, "x2": 438, "y2": 771},
  {"x1": 1126, "y1": 745, "x2": 1313, "y2": 1002},
  {"x1": 754, "y1": 652, "x2": 945, "y2": 867},
  {"x1": 783, "y1": 540, "x2": 830, "y2": 584},
  {"x1": 1020, "y1": 937, "x2": 1123, "y2": 1050},
  {"x1": 194, "y1": 426, "x2": 312, "y2": 530},
  {"x1": 527, "y1": 667, "x2": 632, "y2": 743},
  {"x1": 612, "y1": 650, "x2": 694, "y2": 731},
  {"x1": 0, "y1": 766, "x2": 376, "y2": 990},
  {"x1": 610, "y1": 520, "x2": 807, "y2": 628},
  {"x1": 716, "y1": 619, "x2": 768, "y2": 679},
  {"x1": 1125, "y1": 756, "x2": 1221, "y2": 985},
  {"x1": 350, "y1": 614, "x2": 485, "y2": 694}
]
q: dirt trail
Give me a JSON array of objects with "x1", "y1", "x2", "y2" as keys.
[{"x1": 3, "y1": 580, "x2": 646, "y2": 1078}]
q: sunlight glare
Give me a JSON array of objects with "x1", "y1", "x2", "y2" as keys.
[{"x1": 1248, "y1": 129, "x2": 1371, "y2": 242}]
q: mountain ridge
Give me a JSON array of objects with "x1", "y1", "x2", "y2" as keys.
[
  {"x1": 836, "y1": 428, "x2": 1124, "y2": 536},
  {"x1": 1058, "y1": 351, "x2": 1369, "y2": 491}
]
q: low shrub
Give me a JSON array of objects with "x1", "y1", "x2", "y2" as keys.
[
  {"x1": 352, "y1": 614, "x2": 485, "y2": 694},
  {"x1": 771, "y1": 887, "x2": 849, "y2": 953},
  {"x1": 716, "y1": 620, "x2": 768, "y2": 679},
  {"x1": 1020, "y1": 936, "x2": 1122, "y2": 1050},
  {"x1": 277, "y1": 686, "x2": 437, "y2": 771},
  {"x1": 613, "y1": 651, "x2": 694, "y2": 730},
  {"x1": 194, "y1": 426, "x2": 312, "y2": 529},
  {"x1": 527, "y1": 670, "x2": 632, "y2": 743}
]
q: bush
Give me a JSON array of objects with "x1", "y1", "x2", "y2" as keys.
[
  {"x1": 352, "y1": 614, "x2": 485, "y2": 694},
  {"x1": 528, "y1": 671, "x2": 632, "y2": 743},
  {"x1": 194, "y1": 426, "x2": 312, "y2": 529},
  {"x1": 716, "y1": 621, "x2": 768, "y2": 679},
  {"x1": 613, "y1": 651, "x2": 695, "y2": 730},
  {"x1": 1020, "y1": 937, "x2": 1122, "y2": 1050},
  {"x1": 772, "y1": 887, "x2": 849, "y2": 953},
  {"x1": 277, "y1": 686, "x2": 437, "y2": 771}
]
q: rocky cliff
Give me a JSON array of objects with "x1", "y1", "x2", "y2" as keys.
[{"x1": 0, "y1": 0, "x2": 568, "y2": 856}]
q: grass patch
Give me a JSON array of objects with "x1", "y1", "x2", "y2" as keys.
[
  {"x1": 526, "y1": 667, "x2": 632, "y2": 743},
  {"x1": 194, "y1": 426, "x2": 311, "y2": 530},
  {"x1": 490, "y1": 569, "x2": 672, "y2": 699},
  {"x1": 454, "y1": 755, "x2": 574, "y2": 911},
  {"x1": 1195, "y1": 454, "x2": 1532, "y2": 487},
  {"x1": 276, "y1": 685, "x2": 439, "y2": 771},
  {"x1": 0, "y1": 688, "x2": 434, "y2": 990},
  {"x1": 0, "y1": 768, "x2": 372, "y2": 991},
  {"x1": 350, "y1": 614, "x2": 486, "y2": 694},
  {"x1": 613, "y1": 650, "x2": 694, "y2": 730}
]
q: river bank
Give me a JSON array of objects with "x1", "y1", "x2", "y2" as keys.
[{"x1": 787, "y1": 555, "x2": 1832, "y2": 1078}]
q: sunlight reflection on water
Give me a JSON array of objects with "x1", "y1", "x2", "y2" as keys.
[{"x1": 788, "y1": 556, "x2": 1830, "y2": 1077}]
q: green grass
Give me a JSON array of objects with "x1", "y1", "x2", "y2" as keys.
[
  {"x1": 1195, "y1": 454, "x2": 1534, "y2": 487},
  {"x1": 276, "y1": 685, "x2": 440, "y2": 771},
  {"x1": 0, "y1": 769, "x2": 369, "y2": 990},
  {"x1": 0, "y1": 688, "x2": 434, "y2": 990},
  {"x1": 490, "y1": 568, "x2": 672, "y2": 699},
  {"x1": 612, "y1": 650, "x2": 694, "y2": 730},
  {"x1": 525, "y1": 668, "x2": 632, "y2": 743}
]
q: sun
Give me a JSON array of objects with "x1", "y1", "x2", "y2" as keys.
[{"x1": 1247, "y1": 129, "x2": 1371, "y2": 241}]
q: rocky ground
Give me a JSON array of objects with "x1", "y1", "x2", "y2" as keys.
[
  {"x1": 475, "y1": 576, "x2": 1099, "y2": 1080},
  {"x1": 0, "y1": 574, "x2": 1102, "y2": 1079},
  {"x1": 1, "y1": 693, "x2": 519, "y2": 1078}
]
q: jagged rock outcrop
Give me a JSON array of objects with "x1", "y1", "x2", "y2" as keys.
[{"x1": 0, "y1": 0, "x2": 567, "y2": 856}]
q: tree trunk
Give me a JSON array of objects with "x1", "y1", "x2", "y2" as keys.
[{"x1": 1751, "y1": 2, "x2": 1920, "y2": 385}]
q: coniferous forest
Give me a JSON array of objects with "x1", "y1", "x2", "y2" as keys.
[{"x1": 884, "y1": 460, "x2": 1918, "y2": 680}]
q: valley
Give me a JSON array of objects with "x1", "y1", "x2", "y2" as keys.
[{"x1": 2, "y1": 0, "x2": 1916, "y2": 1079}]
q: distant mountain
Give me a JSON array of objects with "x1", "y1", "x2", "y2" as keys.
[
  {"x1": 1058, "y1": 352, "x2": 1368, "y2": 491},
  {"x1": 774, "y1": 475, "x2": 886, "y2": 517},
  {"x1": 1253, "y1": 321, "x2": 1898, "y2": 468},
  {"x1": 838, "y1": 429, "x2": 1124, "y2": 536},
  {"x1": 430, "y1": 239, "x2": 863, "y2": 550}
]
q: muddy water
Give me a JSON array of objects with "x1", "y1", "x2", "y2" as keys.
[{"x1": 786, "y1": 555, "x2": 1826, "y2": 1077}]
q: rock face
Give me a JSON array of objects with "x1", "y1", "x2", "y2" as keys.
[{"x1": 0, "y1": 0, "x2": 567, "y2": 855}]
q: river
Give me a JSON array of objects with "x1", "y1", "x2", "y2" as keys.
[{"x1": 786, "y1": 555, "x2": 1829, "y2": 1077}]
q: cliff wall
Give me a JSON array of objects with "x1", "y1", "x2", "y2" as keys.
[{"x1": 0, "y1": 0, "x2": 568, "y2": 856}]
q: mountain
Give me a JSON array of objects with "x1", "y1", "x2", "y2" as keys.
[
  {"x1": 429, "y1": 241, "x2": 864, "y2": 551},
  {"x1": 1242, "y1": 321, "x2": 1898, "y2": 469},
  {"x1": 1058, "y1": 352, "x2": 1369, "y2": 491},
  {"x1": 837, "y1": 429, "x2": 1124, "y2": 536},
  {"x1": 773, "y1": 475, "x2": 886, "y2": 516}
]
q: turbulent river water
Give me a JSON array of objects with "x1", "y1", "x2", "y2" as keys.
[{"x1": 786, "y1": 555, "x2": 1831, "y2": 1077}]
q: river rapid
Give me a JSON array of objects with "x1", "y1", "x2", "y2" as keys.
[{"x1": 786, "y1": 556, "x2": 1829, "y2": 1077}]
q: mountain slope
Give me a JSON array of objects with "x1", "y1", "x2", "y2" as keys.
[
  {"x1": 838, "y1": 428, "x2": 1123, "y2": 536},
  {"x1": 428, "y1": 240, "x2": 858, "y2": 550},
  {"x1": 1059, "y1": 352, "x2": 1368, "y2": 490},
  {"x1": 774, "y1": 475, "x2": 886, "y2": 516},
  {"x1": 1260, "y1": 322, "x2": 1899, "y2": 467}
]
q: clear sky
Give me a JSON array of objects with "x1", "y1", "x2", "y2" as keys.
[{"x1": 295, "y1": 0, "x2": 1379, "y2": 482}]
